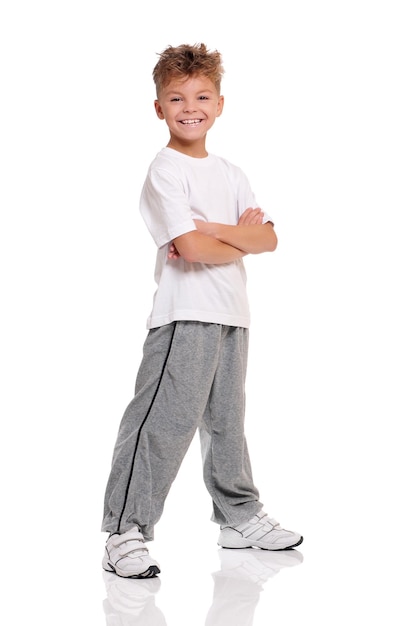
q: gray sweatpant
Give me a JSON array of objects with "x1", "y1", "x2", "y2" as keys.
[{"x1": 102, "y1": 321, "x2": 262, "y2": 540}]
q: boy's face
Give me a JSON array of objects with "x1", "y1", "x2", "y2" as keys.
[{"x1": 154, "y1": 75, "x2": 224, "y2": 157}]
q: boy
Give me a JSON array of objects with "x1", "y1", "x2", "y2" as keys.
[{"x1": 102, "y1": 43, "x2": 302, "y2": 579}]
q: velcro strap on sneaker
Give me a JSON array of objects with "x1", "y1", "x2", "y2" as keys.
[
  {"x1": 118, "y1": 542, "x2": 149, "y2": 557},
  {"x1": 110, "y1": 530, "x2": 145, "y2": 548},
  {"x1": 258, "y1": 512, "x2": 280, "y2": 529}
]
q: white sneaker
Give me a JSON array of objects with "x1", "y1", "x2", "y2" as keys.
[
  {"x1": 102, "y1": 527, "x2": 161, "y2": 578},
  {"x1": 218, "y1": 510, "x2": 303, "y2": 550}
]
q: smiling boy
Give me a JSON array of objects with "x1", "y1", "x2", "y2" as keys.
[{"x1": 101, "y1": 43, "x2": 302, "y2": 579}]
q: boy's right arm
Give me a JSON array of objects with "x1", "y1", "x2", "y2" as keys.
[{"x1": 171, "y1": 231, "x2": 247, "y2": 264}]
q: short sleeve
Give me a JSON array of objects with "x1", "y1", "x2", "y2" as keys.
[
  {"x1": 235, "y1": 167, "x2": 274, "y2": 225},
  {"x1": 140, "y1": 167, "x2": 197, "y2": 248}
]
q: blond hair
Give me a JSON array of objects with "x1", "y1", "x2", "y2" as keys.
[{"x1": 153, "y1": 43, "x2": 224, "y2": 95}]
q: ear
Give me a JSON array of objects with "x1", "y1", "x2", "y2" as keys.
[
  {"x1": 154, "y1": 100, "x2": 165, "y2": 120},
  {"x1": 216, "y1": 95, "x2": 224, "y2": 118}
]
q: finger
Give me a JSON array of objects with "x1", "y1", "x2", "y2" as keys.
[
  {"x1": 252, "y1": 208, "x2": 264, "y2": 223},
  {"x1": 238, "y1": 208, "x2": 254, "y2": 225},
  {"x1": 244, "y1": 208, "x2": 264, "y2": 225}
]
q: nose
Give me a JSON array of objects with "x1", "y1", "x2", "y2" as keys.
[{"x1": 183, "y1": 99, "x2": 197, "y2": 113}]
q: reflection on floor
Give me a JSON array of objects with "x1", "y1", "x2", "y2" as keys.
[{"x1": 103, "y1": 547, "x2": 303, "y2": 625}]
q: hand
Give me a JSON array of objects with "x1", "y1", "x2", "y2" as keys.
[
  {"x1": 238, "y1": 207, "x2": 264, "y2": 225},
  {"x1": 168, "y1": 242, "x2": 181, "y2": 259}
]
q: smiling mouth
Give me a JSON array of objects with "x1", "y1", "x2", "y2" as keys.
[{"x1": 180, "y1": 119, "x2": 203, "y2": 125}]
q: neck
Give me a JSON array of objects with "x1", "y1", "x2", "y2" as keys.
[{"x1": 167, "y1": 137, "x2": 208, "y2": 158}]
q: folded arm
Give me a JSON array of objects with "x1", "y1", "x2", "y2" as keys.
[
  {"x1": 170, "y1": 208, "x2": 277, "y2": 264},
  {"x1": 195, "y1": 207, "x2": 277, "y2": 254},
  {"x1": 170, "y1": 231, "x2": 247, "y2": 264}
]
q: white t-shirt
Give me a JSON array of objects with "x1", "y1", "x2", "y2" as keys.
[{"x1": 139, "y1": 147, "x2": 272, "y2": 329}]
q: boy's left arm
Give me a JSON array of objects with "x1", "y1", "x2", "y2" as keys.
[{"x1": 194, "y1": 208, "x2": 278, "y2": 254}]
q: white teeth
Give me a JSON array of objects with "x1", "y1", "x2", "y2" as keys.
[{"x1": 181, "y1": 119, "x2": 201, "y2": 125}]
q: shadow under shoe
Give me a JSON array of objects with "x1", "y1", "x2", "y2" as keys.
[
  {"x1": 205, "y1": 547, "x2": 303, "y2": 626},
  {"x1": 216, "y1": 546, "x2": 304, "y2": 585},
  {"x1": 102, "y1": 571, "x2": 167, "y2": 626}
]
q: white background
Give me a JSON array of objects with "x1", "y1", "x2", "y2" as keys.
[{"x1": 1, "y1": 1, "x2": 415, "y2": 624}]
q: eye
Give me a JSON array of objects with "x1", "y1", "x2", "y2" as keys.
[
  {"x1": 170, "y1": 97, "x2": 182, "y2": 102},
  {"x1": 198, "y1": 95, "x2": 209, "y2": 100}
]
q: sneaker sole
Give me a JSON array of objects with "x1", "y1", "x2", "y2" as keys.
[
  {"x1": 103, "y1": 561, "x2": 161, "y2": 578},
  {"x1": 219, "y1": 535, "x2": 304, "y2": 551}
]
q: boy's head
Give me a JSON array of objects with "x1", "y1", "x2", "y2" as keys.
[{"x1": 153, "y1": 43, "x2": 224, "y2": 96}]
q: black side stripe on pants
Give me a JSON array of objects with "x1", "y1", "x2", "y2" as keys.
[{"x1": 117, "y1": 322, "x2": 178, "y2": 532}]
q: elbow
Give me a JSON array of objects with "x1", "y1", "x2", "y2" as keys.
[
  {"x1": 262, "y1": 222, "x2": 278, "y2": 252},
  {"x1": 172, "y1": 233, "x2": 201, "y2": 263},
  {"x1": 265, "y1": 230, "x2": 278, "y2": 252}
]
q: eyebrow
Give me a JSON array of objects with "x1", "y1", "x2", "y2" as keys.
[{"x1": 164, "y1": 87, "x2": 216, "y2": 96}]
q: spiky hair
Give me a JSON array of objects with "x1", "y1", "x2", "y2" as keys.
[{"x1": 153, "y1": 43, "x2": 224, "y2": 95}]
